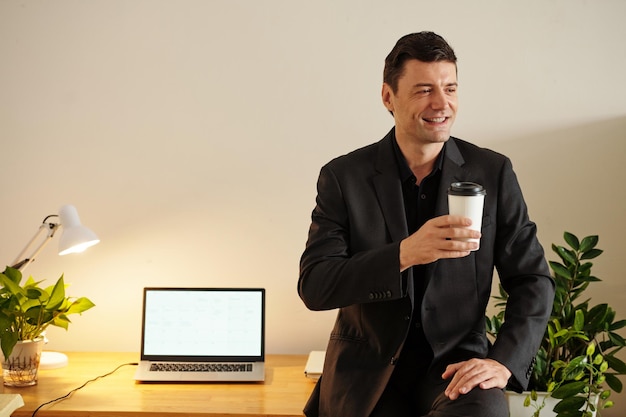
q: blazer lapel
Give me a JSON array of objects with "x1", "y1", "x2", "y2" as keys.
[
  {"x1": 373, "y1": 131, "x2": 408, "y2": 243},
  {"x1": 372, "y1": 131, "x2": 415, "y2": 303},
  {"x1": 436, "y1": 138, "x2": 466, "y2": 215}
]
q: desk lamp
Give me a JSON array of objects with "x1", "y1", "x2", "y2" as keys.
[{"x1": 9, "y1": 204, "x2": 100, "y2": 369}]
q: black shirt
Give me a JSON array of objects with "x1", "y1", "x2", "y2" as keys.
[{"x1": 391, "y1": 134, "x2": 445, "y2": 357}]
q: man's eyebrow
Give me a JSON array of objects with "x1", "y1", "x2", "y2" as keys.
[{"x1": 412, "y1": 82, "x2": 458, "y2": 88}]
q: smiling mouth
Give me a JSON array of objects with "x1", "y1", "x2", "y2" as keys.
[{"x1": 423, "y1": 117, "x2": 447, "y2": 123}]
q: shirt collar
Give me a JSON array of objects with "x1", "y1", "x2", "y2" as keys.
[{"x1": 391, "y1": 133, "x2": 446, "y2": 184}]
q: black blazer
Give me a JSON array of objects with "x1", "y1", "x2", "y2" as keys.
[{"x1": 298, "y1": 129, "x2": 555, "y2": 417}]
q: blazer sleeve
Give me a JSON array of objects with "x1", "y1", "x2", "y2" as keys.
[
  {"x1": 298, "y1": 162, "x2": 407, "y2": 311},
  {"x1": 487, "y1": 157, "x2": 555, "y2": 391}
]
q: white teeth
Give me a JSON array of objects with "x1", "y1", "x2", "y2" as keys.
[{"x1": 426, "y1": 117, "x2": 446, "y2": 123}]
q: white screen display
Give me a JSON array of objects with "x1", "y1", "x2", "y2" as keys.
[{"x1": 142, "y1": 289, "x2": 264, "y2": 357}]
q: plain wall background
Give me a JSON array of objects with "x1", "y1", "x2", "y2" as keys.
[{"x1": 1, "y1": 0, "x2": 625, "y2": 413}]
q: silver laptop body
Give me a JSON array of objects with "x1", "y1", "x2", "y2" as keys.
[{"x1": 134, "y1": 287, "x2": 265, "y2": 382}]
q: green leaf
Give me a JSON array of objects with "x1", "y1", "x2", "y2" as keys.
[
  {"x1": 563, "y1": 232, "x2": 580, "y2": 250},
  {"x1": 0, "y1": 314, "x2": 12, "y2": 332},
  {"x1": 600, "y1": 361, "x2": 609, "y2": 372},
  {"x1": 578, "y1": 262, "x2": 593, "y2": 274},
  {"x1": 550, "y1": 262, "x2": 573, "y2": 279},
  {"x1": 554, "y1": 329, "x2": 569, "y2": 339},
  {"x1": 46, "y1": 276, "x2": 66, "y2": 311},
  {"x1": 524, "y1": 394, "x2": 531, "y2": 406},
  {"x1": 0, "y1": 331, "x2": 18, "y2": 358},
  {"x1": 25, "y1": 305, "x2": 54, "y2": 326},
  {"x1": 52, "y1": 315, "x2": 71, "y2": 330},
  {"x1": 2, "y1": 267, "x2": 22, "y2": 284},
  {"x1": 553, "y1": 396, "x2": 586, "y2": 413},
  {"x1": 574, "y1": 310, "x2": 584, "y2": 332},
  {"x1": 25, "y1": 287, "x2": 44, "y2": 299},
  {"x1": 609, "y1": 319, "x2": 626, "y2": 330},
  {"x1": 608, "y1": 332, "x2": 626, "y2": 347},
  {"x1": 552, "y1": 381, "x2": 587, "y2": 398},
  {"x1": 579, "y1": 235, "x2": 598, "y2": 252},
  {"x1": 581, "y1": 248, "x2": 603, "y2": 260},
  {"x1": 65, "y1": 297, "x2": 96, "y2": 315},
  {"x1": 553, "y1": 402, "x2": 587, "y2": 416},
  {"x1": 0, "y1": 273, "x2": 26, "y2": 297},
  {"x1": 582, "y1": 275, "x2": 601, "y2": 283},
  {"x1": 605, "y1": 355, "x2": 626, "y2": 373},
  {"x1": 560, "y1": 247, "x2": 578, "y2": 266},
  {"x1": 498, "y1": 284, "x2": 509, "y2": 298},
  {"x1": 586, "y1": 304, "x2": 608, "y2": 329},
  {"x1": 605, "y1": 373, "x2": 623, "y2": 393}
]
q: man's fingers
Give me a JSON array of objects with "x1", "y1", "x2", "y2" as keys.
[
  {"x1": 431, "y1": 214, "x2": 473, "y2": 227},
  {"x1": 442, "y1": 359, "x2": 511, "y2": 400}
]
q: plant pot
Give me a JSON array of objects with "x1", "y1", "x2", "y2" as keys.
[
  {"x1": 1, "y1": 337, "x2": 44, "y2": 387},
  {"x1": 506, "y1": 391, "x2": 597, "y2": 417}
]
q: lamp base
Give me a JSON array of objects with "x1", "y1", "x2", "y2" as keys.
[{"x1": 39, "y1": 351, "x2": 68, "y2": 369}]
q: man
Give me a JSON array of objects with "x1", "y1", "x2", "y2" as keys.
[{"x1": 298, "y1": 32, "x2": 555, "y2": 417}]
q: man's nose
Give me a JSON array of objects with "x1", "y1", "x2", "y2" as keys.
[{"x1": 430, "y1": 88, "x2": 449, "y2": 110}]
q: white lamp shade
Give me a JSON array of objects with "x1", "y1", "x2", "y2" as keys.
[{"x1": 57, "y1": 205, "x2": 100, "y2": 256}]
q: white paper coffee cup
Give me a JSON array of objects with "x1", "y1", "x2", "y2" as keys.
[{"x1": 447, "y1": 182, "x2": 486, "y2": 250}]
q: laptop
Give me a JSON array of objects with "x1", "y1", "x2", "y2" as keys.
[{"x1": 134, "y1": 287, "x2": 265, "y2": 382}]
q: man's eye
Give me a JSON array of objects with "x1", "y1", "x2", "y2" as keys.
[{"x1": 418, "y1": 89, "x2": 432, "y2": 94}]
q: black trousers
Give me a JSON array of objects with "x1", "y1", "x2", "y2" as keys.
[
  {"x1": 370, "y1": 338, "x2": 509, "y2": 417},
  {"x1": 370, "y1": 372, "x2": 508, "y2": 417}
]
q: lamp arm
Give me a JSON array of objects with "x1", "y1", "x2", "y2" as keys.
[{"x1": 10, "y1": 216, "x2": 61, "y2": 272}]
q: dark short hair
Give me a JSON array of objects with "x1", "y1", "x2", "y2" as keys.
[{"x1": 383, "y1": 32, "x2": 457, "y2": 92}]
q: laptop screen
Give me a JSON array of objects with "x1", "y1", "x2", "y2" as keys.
[{"x1": 140, "y1": 287, "x2": 265, "y2": 362}]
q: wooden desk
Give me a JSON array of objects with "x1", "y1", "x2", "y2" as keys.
[{"x1": 5, "y1": 352, "x2": 316, "y2": 417}]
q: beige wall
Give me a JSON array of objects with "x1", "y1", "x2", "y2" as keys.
[{"x1": 1, "y1": 0, "x2": 625, "y2": 413}]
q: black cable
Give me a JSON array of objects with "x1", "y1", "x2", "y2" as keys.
[{"x1": 31, "y1": 362, "x2": 139, "y2": 417}]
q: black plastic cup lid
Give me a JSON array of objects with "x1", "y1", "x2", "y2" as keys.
[{"x1": 448, "y1": 182, "x2": 486, "y2": 196}]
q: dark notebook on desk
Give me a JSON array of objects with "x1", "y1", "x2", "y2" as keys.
[{"x1": 134, "y1": 287, "x2": 265, "y2": 382}]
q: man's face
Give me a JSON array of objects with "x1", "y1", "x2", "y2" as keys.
[{"x1": 382, "y1": 59, "x2": 458, "y2": 146}]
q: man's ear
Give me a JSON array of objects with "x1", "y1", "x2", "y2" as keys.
[{"x1": 381, "y1": 83, "x2": 394, "y2": 116}]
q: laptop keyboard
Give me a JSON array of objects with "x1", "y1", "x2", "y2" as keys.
[{"x1": 150, "y1": 362, "x2": 253, "y2": 372}]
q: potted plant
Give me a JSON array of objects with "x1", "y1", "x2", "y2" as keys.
[
  {"x1": 487, "y1": 232, "x2": 626, "y2": 417},
  {"x1": 0, "y1": 266, "x2": 95, "y2": 386}
]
